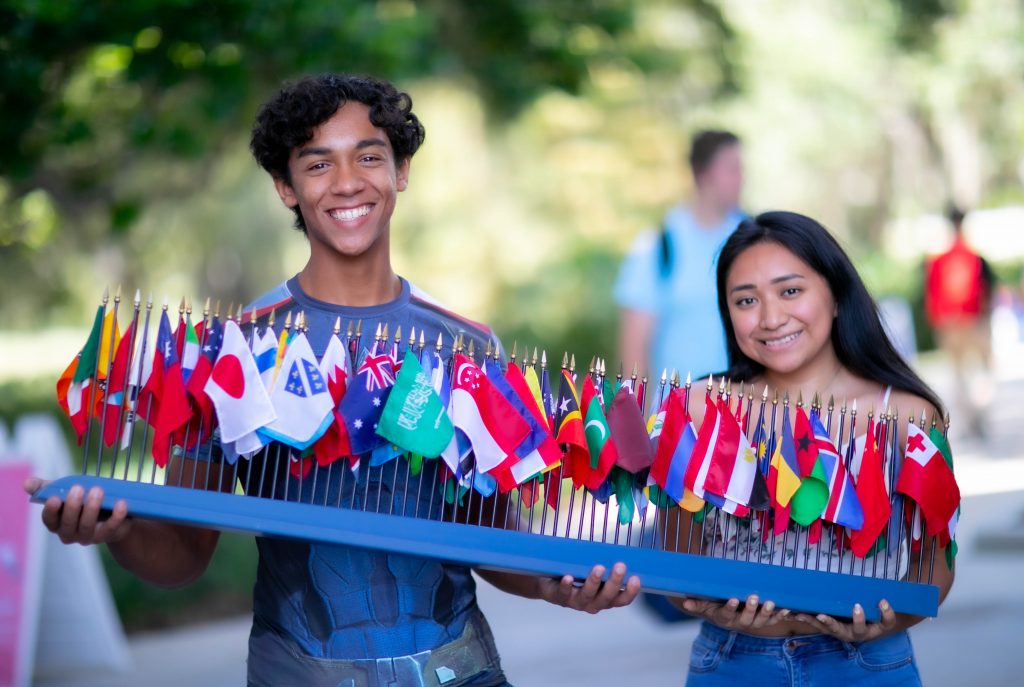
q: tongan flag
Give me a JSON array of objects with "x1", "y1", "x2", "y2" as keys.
[
  {"x1": 257, "y1": 331, "x2": 334, "y2": 450},
  {"x1": 339, "y1": 343, "x2": 396, "y2": 455},
  {"x1": 450, "y1": 353, "x2": 530, "y2": 474},
  {"x1": 812, "y1": 412, "x2": 864, "y2": 529},
  {"x1": 896, "y1": 422, "x2": 961, "y2": 538},
  {"x1": 204, "y1": 319, "x2": 276, "y2": 444},
  {"x1": 850, "y1": 416, "x2": 891, "y2": 557}
]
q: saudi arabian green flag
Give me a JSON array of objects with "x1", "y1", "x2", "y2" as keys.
[
  {"x1": 610, "y1": 467, "x2": 636, "y2": 525},
  {"x1": 790, "y1": 458, "x2": 829, "y2": 526},
  {"x1": 930, "y1": 425, "x2": 959, "y2": 570},
  {"x1": 378, "y1": 351, "x2": 454, "y2": 458}
]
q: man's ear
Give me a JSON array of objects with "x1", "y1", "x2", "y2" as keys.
[
  {"x1": 272, "y1": 175, "x2": 299, "y2": 209},
  {"x1": 396, "y1": 157, "x2": 410, "y2": 192}
]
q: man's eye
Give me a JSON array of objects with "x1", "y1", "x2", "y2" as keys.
[{"x1": 309, "y1": 162, "x2": 328, "y2": 171}]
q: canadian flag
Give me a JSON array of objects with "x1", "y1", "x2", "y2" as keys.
[
  {"x1": 204, "y1": 319, "x2": 277, "y2": 444},
  {"x1": 450, "y1": 353, "x2": 530, "y2": 474},
  {"x1": 896, "y1": 422, "x2": 960, "y2": 538}
]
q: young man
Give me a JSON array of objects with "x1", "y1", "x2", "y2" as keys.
[
  {"x1": 615, "y1": 130, "x2": 745, "y2": 382},
  {"x1": 27, "y1": 74, "x2": 640, "y2": 686}
]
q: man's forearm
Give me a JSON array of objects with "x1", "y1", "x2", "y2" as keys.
[
  {"x1": 475, "y1": 568, "x2": 542, "y2": 600},
  {"x1": 107, "y1": 519, "x2": 220, "y2": 588}
]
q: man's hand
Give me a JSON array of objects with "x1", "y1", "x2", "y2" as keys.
[
  {"x1": 681, "y1": 594, "x2": 790, "y2": 630},
  {"x1": 793, "y1": 599, "x2": 898, "y2": 642},
  {"x1": 537, "y1": 563, "x2": 641, "y2": 614},
  {"x1": 24, "y1": 477, "x2": 132, "y2": 546}
]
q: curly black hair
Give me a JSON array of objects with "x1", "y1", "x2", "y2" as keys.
[{"x1": 250, "y1": 73, "x2": 426, "y2": 232}]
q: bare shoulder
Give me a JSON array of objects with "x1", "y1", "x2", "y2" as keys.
[{"x1": 888, "y1": 388, "x2": 944, "y2": 428}]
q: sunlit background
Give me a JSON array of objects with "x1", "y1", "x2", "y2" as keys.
[{"x1": 3, "y1": 0, "x2": 1024, "y2": 679}]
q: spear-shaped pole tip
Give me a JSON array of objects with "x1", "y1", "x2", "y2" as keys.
[
  {"x1": 355, "y1": 319, "x2": 362, "y2": 337},
  {"x1": 435, "y1": 332, "x2": 444, "y2": 351},
  {"x1": 484, "y1": 339, "x2": 493, "y2": 359},
  {"x1": 162, "y1": 294, "x2": 169, "y2": 310},
  {"x1": 133, "y1": 288, "x2": 141, "y2": 306},
  {"x1": 631, "y1": 362, "x2": 638, "y2": 379},
  {"x1": 828, "y1": 394, "x2": 835, "y2": 411},
  {"x1": 851, "y1": 398, "x2": 857, "y2": 414},
  {"x1": 570, "y1": 353, "x2": 576, "y2": 373},
  {"x1": 333, "y1": 316, "x2": 342, "y2": 335},
  {"x1": 510, "y1": 341, "x2": 518, "y2": 362},
  {"x1": 762, "y1": 384, "x2": 769, "y2": 401},
  {"x1": 685, "y1": 370, "x2": 692, "y2": 387},
  {"x1": 381, "y1": 323, "x2": 390, "y2": 341},
  {"x1": 236, "y1": 304, "x2": 243, "y2": 323},
  {"x1": 467, "y1": 338, "x2": 476, "y2": 359},
  {"x1": 267, "y1": 308, "x2": 276, "y2": 327},
  {"x1": 418, "y1": 330, "x2": 425, "y2": 348},
  {"x1": 374, "y1": 322, "x2": 382, "y2": 340},
  {"x1": 408, "y1": 326, "x2": 416, "y2": 346},
  {"x1": 783, "y1": 390, "x2": 790, "y2": 405},
  {"x1": 102, "y1": 286, "x2": 110, "y2": 303},
  {"x1": 561, "y1": 351, "x2": 569, "y2": 369},
  {"x1": 203, "y1": 296, "x2": 211, "y2": 316},
  {"x1": 214, "y1": 300, "x2": 222, "y2": 318},
  {"x1": 393, "y1": 325, "x2": 401, "y2": 343},
  {"x1": 705, "y1": 373, "x2": 713, "y2": 391},
  {"x1": 145, "y1": 291, "x2": 154, "y2": 308},
  {"x1": 284, "y1": 311, "x2": 292, "y2": 329},
  {"x1": 796, "y1": 390, "x2": 804, "y2": 407},
  {"x1": 541, "y1": 350, "x2": 548, "y2": 368},
  {"x1": 532, "y1": 347, "x2": 539, "y2": 366}
]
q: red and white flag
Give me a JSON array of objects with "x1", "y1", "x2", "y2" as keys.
[
  {"x1": 896, "y1": 422, "x2": 960, "y2": 537},
  {"x1": 204, "y1": 319, "x2": 277, "y2": 444},
  {"x1": 450, "y1": 353, "x2": 530, "y2": 473}
]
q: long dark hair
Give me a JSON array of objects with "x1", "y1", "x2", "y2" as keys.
[{"x1": 716, "y1": 211, "x2": 945, "y2": 416}]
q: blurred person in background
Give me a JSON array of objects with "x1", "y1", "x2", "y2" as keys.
[
  {"x1": 923, "y1": 207, "x2": 995, "y2": 437},
  {"x1": 615, "y1": 129, "x2": 746, "y2": 385}
]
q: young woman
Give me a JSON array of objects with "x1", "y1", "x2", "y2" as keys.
[{"x1": 672, "y1": 211, "x2": 955, "y2": 686}]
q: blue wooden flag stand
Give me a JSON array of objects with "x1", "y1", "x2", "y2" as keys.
[{"x1": 32, "y1": 475, "x2": 939, "y2": 622}]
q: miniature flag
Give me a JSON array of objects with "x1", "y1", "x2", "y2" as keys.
[
  {"x1": 204, "y1": 319, "x2": 276, "y2": 444},
  {"x1": 312, "y1": 331, "x2": 352, "y2": 468},
  {"x1": 793, "y1": 406, "x2": 817, "y2": 477},
  {"x1": 684, "y1": 394, "x2": 750, "y2": 515},
  {"x1": 253, "y1": 326, "x2": 279, "y2": 390},
  {"x1": 484, "y1": 359, "x2": 549, "y2": 488},
  {"x1": 449, "y1": 353, "x2": 530, "y2": 474},
  {"x1": 896, "y1": 422, "x2": 961, "y2": 538},
  {"x1": 258, "y1": 331, "x2": 334, "y2": 450},
  {"x1": 96, "y1": 306, "x2": 121, "y2": 381},
  {"x1": 501, "y1": 362, "x2": 560, "y2": 485},
  {"x1": 538, "y1": 366, "x2": 556, "y2": 429},
  {"x1": 789, "y1": 425, "x2": 830, "y2": 528},
  {"x1": 180, "y1": 315, "x2": 201, "y2": 383},
  {"x1": 150, "y1": 311, "x2": 193, "y2": 467},
  {"x1": 607, "y1": 385, "x2": 654, "y2": 474},
  {"x1": 850, "y1": 416, "x2": 891, "y2": 557},
  {"x1": 647, "y1": 388, "x2": 703, "y2": 510},
  {"x1": 378, "y1": 350, "x2": 453, "y2": 458},
  {"x1": 554, "y1": 369, "x2": 588, "y2": 489},
  {"x1": 184, "y1": 316, "x2": 223, "y2": 443},
  {"x1": 929, "y1": 425, "x2": 959, "y2": 569},
  {"x1": 702, "y1": 396, "x2": 769, "y2": 510},
  {"x1": 101, "y1": 312, "x2": 137, "y2": 447},
  {"x1": 59, "y1": 304, "x2": 104, "y2": 442},
  {"x1": 578, "y1": 376, "x2": 618, "y2": 491},
  {"x1": 339, "y1": 343, "x2": 395, "y2": 456},
  {"x1": 767, "y1": 411, "x2": 802, "y2": 509},
  {"x1": 812, "y1": 412, "x2": 863, "y2": 529}
]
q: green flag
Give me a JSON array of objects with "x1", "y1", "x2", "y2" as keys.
[
  {"x1": 789, "y1": 458, "x2": 829, "y2": 526},
  {"x1": 378, "y1": 351, "x2": 453, "y2": 458},
  {"x1": 930, "y1": 425, "x2": 959, "y2": 570},
  {"x1": 610, "y1": 467, "x2": 636, "y2": 525}
]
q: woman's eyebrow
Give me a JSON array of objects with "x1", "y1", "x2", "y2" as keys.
[{"x1": 729, "y1": 273, "x2": 804, "y2": 294}]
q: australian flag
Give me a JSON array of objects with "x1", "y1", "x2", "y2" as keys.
[{"x1": 338, "y1": 341, "x2": 394, "y2": 455}]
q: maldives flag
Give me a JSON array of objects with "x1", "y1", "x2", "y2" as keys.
[
  {"x1": 101, "y1": 312, "x2": 138, "y2": 447},
  {"x1": 850, "y1": 416, "x2": 891, "y2": 557},
  {"x1": 896, "y1": 422, "x2": 961, "y2": 538},
  {"x1": 312, "y1": 332, "x2": 351, "y2": 468},
  {"x1": 450, "y1": 353, "x2": 531, "y2": 474},
  {"x1": 703, "y1": 396, "x2": 770, "y2": 511},
  {"x1": 578, "y1": 376, "x2": 618, "y2": 491},
  {"x1": 554, "y1": 369, "x2": 589, "y2": 489},
  {"x1": 61, "y1": 305, "x2": 104, "y2": 443},
  {"x1": 150, "y1": 311, "x2": 194, "y2": 467},
  {"x1": 204, "y1": 319, "x2": 277, "y2": 443},
  {"x1": 812, "y1": 413, "x2": 864, "y2": 529}
]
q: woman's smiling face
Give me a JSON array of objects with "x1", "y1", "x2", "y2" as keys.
[{"x1": 724, "y1": 240, "x2": 838, "y2": 377}]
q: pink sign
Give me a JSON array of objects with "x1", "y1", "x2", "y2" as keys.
[{"x1": 0, "y1": 461, "x2": 35, "y2": 686}]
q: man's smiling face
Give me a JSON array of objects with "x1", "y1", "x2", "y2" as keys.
[{"x1": 273, "y1": 102, "x2": 409, "y2": 261}]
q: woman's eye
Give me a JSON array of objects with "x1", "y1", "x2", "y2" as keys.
[
  {"x1": 734, "y1": 297, "x2": 756, "y2": 307},
  {"x1": 782, "y1": 287, "x2": 802, "y2": 297}
]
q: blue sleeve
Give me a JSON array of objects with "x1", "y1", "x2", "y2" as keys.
[{"x1": 613, "y1": 230, "x2": 659, "y2": 314}]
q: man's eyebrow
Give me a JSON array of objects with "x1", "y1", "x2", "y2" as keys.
[
  {"x1": 296, "y1": 139, "x2": 388, "y2": 158},
  {"x1": 729, "y1": 274, "x2": 804, "y2": 294}
]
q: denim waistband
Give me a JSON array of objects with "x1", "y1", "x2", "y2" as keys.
[{"x1": 698, "y1": 621, "x2": 862, "y2": 659}]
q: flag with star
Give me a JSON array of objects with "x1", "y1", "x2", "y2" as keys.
[
  {"x1": 339, "y1": 341, "x2": 395, "y2": 455},
  {"x1": 554, "y1": 369, "x2": 588, "y2": 489},
  {"x1": 257, "y1": 330, "x2": 334, "y2": 450},
  {"x1": 184, "y1": 315, "x2": 224, "y2": 444}
]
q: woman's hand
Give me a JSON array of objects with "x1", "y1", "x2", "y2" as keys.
[
  {"x1": 681, "y1": 594, "x2": 790, "y2": 631},
  {"x1": 537, "y1": 563, "x2": 641, "y2": 614},
  {"x1": 24, "y1": 477, "x2": 133, "y2": 546},
  {"x1": 793, "y1": 599, "x2": 898, "y2": 642}
]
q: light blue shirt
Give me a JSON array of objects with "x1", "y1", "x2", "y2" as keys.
[{"x1": 614, "y1": 205, "x2": 745, "y2": 382}]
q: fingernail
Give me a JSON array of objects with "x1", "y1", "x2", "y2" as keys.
[
  {"x1": 749, "y1": 595, "x2": 759, "y2": 604},
  {"x1": 763, "y1": 601, "x2": 775, "y2": 612},
  {"x1": 780, "y1": 609, "x2": 790, "y2": 617},
  {"x1": 880, "y1": 600, "x2": 890, "y2": 611},
  {"x1": 614, "y1": 563, "x2": 626, "y2": 575},
  {"x1": 854, "y1": 603, "x2": 863, "y2": 614},
  {"x1": 69, "y1": 485, "x2": 83, "y2": 498},
  {"x1": 88, "y1": 487, "x2": 102, "y2": 501},
  {"x1": 817, "y1": 614, "x2": 828, "y2": 622}
]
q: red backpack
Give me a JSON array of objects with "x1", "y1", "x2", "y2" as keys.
[{"x1": 924, "y1": 238, "x2": 985, "y2": 326}]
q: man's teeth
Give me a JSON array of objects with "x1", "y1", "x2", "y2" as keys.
[
  {"x1": 764, "y1": 332, "x2": 799, "y2": 347},
  {"x1": 329, "y1": 205, "x2": 371, "y2": 221}
]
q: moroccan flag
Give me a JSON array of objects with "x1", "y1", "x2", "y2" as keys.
[
  {"x1": 449, "y1": 353, "x2": 531, "y2": 474},
  {"x1": 812, "y1": 413, "x2": 863, "y2": 529},
  {"x1": 63, "y1": 305, "x2": 105, "y2": 443},
  {"x1": 896, "y1": 422, "x2": 961, "y2": 538},
  {"x1": 150, "y1": 311, "x2": 194, "y2": 467},
  {"x1": 101, "y1": 312, "x2": 138, "y2": 447},
  {"x1": 204, "y1": 319, "x2": 277, "y2": 443},
  {"x1": 578, "y1": 376, "x2": 618, "y2": 490},
  {"x1": 378, "y1": 350, "x2": 453, "y2": 458},
  {"x1": 702, "y1": 396, "x2": 769, "y2": 510},
  {"x1": 554, "y1": 369, "x2": 588, "y2": 489},
  {"x1": 929, "y1": 425, "x2": 959, "y2": 569},
  {"x1": 850, "y1": 416, "x2": 891, "y2": 557},
  {"x1": 607, "y1": 385, "x2": 655, "y2": 474},
  {"x1": 258, "y1": 331, "x2": 334, "y2": 450},
  {"x1": 339, "y1": 342, "x2": 396, "y2": 456}
]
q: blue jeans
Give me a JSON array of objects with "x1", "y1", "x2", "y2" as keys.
[{"x1": 685, "y1": 622, "x2": 921, "y2": 687}]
